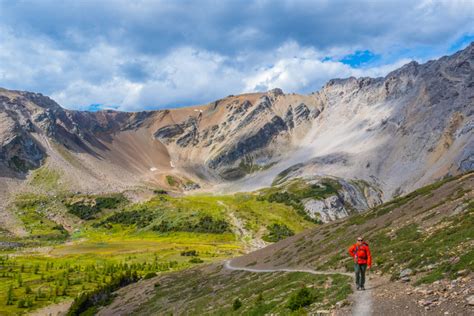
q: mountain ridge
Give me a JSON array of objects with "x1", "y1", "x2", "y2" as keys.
[{"x1": 0, "y1": 42, "x2": 472, "y2": 206}]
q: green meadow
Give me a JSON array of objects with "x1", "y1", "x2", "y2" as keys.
[{"x1": 0, "y1": 189, "x2": 318, "y2": 314}]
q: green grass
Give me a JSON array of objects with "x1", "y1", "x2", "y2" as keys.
[
  {"x1": 98, "y1": 194, "x2": 316, "y2": 237},
  {"x1": 166, "y1": 175, "x2": 177, "y2": 186},
  {"x1": 255, "y1": 177, "x2": 344, "y2": 225},
  {"x1": 134, "y1": 268, "x2": 351, "y2": 315},
  {"x1": 0, "y1": 228, "x2": 242, "y2": 314},
  {"x1": 0, "y1": 253, "x2": 184, "y2": 314},
  {"x1": 13, "y1": 194, "x2": 69, "y2": 242},
  {"x1": 262, "y1": 177, "x2": 342, "y2": 200},
  {"x1": 29, "y1": 166, "x2": 61, "y2": 191}
]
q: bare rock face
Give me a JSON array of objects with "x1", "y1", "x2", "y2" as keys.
[
  {"x1": 208, "y1": 115, "x2": 288, "y2": 176},
  {"x1": 0, "y1": 95, "x2": 45, "y2": 173},
  {"x1": 301, "y1": 177, "x2": 382, "y2": 222},
  {"x1": 304, "y1": 196, "x2": 349, "y2": 222}
]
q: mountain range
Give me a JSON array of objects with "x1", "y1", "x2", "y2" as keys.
[{"x1": 0, "y1": 42, "x2": 473, "y2": 225}]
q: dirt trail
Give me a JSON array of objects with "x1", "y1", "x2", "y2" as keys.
[{"x1": 224, "y1": 259, "x2": 373, "y2": 316}]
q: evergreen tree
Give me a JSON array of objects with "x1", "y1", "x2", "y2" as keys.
[{"x1": 6, "y1": 285, "x2": 14, "y2": 305}]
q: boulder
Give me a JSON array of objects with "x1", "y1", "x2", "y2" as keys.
[{"x1": 400, "y1": 268, "x2": 413, "y2": 278}]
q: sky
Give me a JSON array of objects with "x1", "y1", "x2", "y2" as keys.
[{"x1": 0, "y1": 0, "x2": 473, "y2": 111}]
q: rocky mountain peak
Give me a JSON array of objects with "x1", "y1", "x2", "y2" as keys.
[{"x1": 268, "y1": 88, "x2": 284, "y2": 98}]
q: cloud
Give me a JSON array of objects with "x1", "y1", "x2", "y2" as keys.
[
  {"x1": 242, "y1": 43, "x2": 412, "y2": 94},
  {"x1": 0, "y1": 0, "x2": 472, "y2": 110},
  {"x1": 49, "y1": 46, "x2": 244, "y2": 111}
]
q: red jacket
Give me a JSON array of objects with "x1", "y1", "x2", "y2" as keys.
[{"x1": 349, "y1": 242, "x2": 372, "y2": 266}]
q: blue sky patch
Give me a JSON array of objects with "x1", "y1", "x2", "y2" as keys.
[{"x1": 340, "y1": 50, "x2": 381, "y2": 67}]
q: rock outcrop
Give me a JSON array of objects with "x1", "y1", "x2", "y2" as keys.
[{"x1": 301, "y1": 177, "x2": 382, "y2": 222}]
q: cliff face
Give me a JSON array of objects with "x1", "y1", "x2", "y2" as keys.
[{"x1": 0, "y1": 43, "x2": 472, "y2": 200}]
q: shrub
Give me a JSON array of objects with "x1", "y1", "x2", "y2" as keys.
[
  {"x1": 143, "y1": 272, "x2": 157, "y2": 280},
  {"x1": 189, "y1": 257, "x2": 204, "y2": 264},
  {"x1": 96, "y1": 209, "x2": 154, "y2": 228},
  {"x1": 263, "y1": 223, "x2": 294, "y2": 242},
  {"x1": 260, "y1": 191, "x2": 321, "y2": 224},
  {"x1": 287, "y1": 287, "x2": 314, "y2": 311},
  {"x1": 152, "y1": 216, "x2": 229, "y2": 234},
  {"x1": 166, "y1": 175, "x2": 177, "y2": 186},
  {"x1": 65, "y1": 194, "x2": 126, "y2": 220},
  {"x1": 153, "y1": 189, "x2": 168, "y2": 195},
  {"x1": 194, "y1": 216, "x2": 229, "y2": 233},
  {"x1": 6, "y1": 285, "x2": 14, "y2": 305},
  {"x1": 233, "y1": 298, "x2": 242, "y2": 310},
  {"x1": 180, "y1": 250, "x2": 198, "y2": 256}
]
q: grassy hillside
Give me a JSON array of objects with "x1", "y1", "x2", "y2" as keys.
[
  {"x1": 233, "y1": 172, "x2": 473, "y2": 282},
  {"x1": 100, "y1": 172, "x2": 473, "y2": 315},
  {"x1": 102, "y1": 264, "x2": 351, "y2": 316},
  {"x1": 0, "y1": 190, "x2": 317, "y2": 314}
]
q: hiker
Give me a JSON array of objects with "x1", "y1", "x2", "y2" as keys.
[{"x1": 348, "y1": 237, "x2": 372, "y2": 290}]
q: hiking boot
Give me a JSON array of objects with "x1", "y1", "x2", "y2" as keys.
[
  {"x1": 360, "y1": 286, "x2": 365, "y2": 290},
  {"x1": 356, "y1": 286, "x2": 361, "y2": 290}
]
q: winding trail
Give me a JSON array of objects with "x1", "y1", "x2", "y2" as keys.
[{"x1": 224, "y1": 259, "x2": 373, "y2": 316}]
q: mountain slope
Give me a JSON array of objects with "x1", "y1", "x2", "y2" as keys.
[{"x1": 220, "y1": 43, "x2": 474, "y2": 196}]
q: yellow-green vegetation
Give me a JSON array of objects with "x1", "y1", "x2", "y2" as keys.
[
  {"x1": 165, "y1": 175, "x2": 177, "y2": 186},
  {"x1": 164, "y1": 175, "x2": 200, "y2": 190},
  {"x1": 29, "y1": 166, "x2": 61, "y2": 191},
  {"x1": 0, "y1": 189, "x2": 317, "y2": 314},
  {"x1": 0, "y1": 252, "x2": 185, "y2": 315},
  {"x1": 133, "y1": 267, "x2": 351, "y2": 315},
  {"x1": 13, "y1": 193, "x2": 70, "y2": 244},
  {"x1": 90, "y1": 193, "x2": 314, "y2": 237},
  {"x1": 263, "y1": 177, "x2": 342, "y2": 198},
  {"x1": 217, "y1": 194, "x2": 314, "y2": 233}
]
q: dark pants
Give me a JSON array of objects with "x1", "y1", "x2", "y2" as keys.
[{"x1": 354, "y1": 263, "x2": 367, "y2": 288}]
